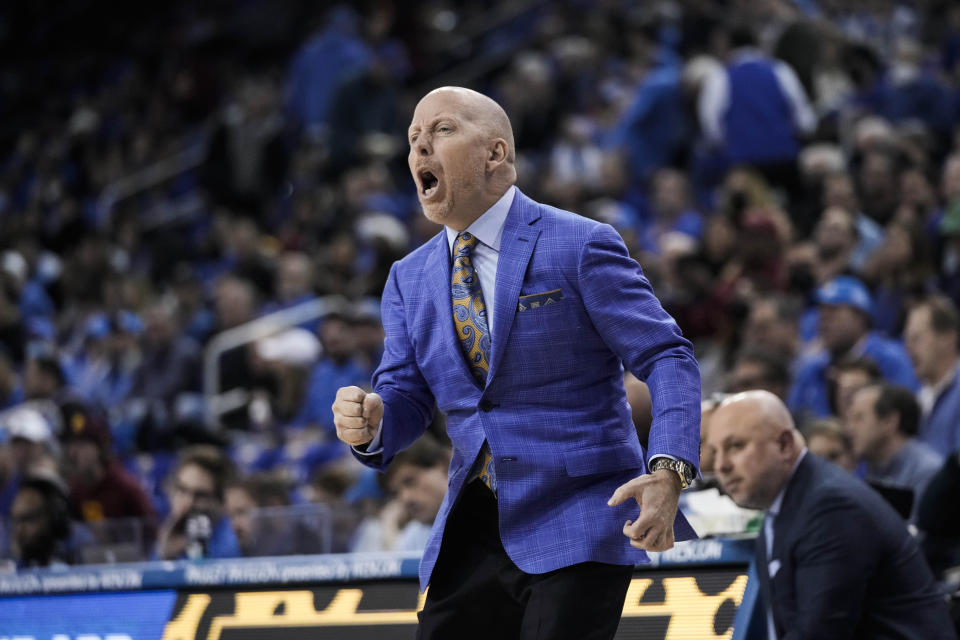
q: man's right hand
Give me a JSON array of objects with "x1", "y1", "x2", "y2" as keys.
[{"x1": 332, "y1": 386, "x2": 383, "y2": 446}]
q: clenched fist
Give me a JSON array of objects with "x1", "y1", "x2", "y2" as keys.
[{"x1": 332, "y1": 386, "x2": 383, "y2": 446}]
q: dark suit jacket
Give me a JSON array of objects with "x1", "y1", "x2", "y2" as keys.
[{"x1": 756, "y1": 453, "x2": 956, "y2": 640}]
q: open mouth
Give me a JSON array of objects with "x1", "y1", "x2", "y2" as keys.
[{"x1": 419, "y1": 170, "x2": 439, "y2": 197}]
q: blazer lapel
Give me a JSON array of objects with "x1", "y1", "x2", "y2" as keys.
[
  {"x1": 423, "y1": 231, "x2": 479, "y2": 386},
  {"x1": 488, "y1": 191, "x2": 541, "y2": 382}
]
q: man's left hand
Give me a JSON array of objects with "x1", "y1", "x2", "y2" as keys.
[{"x1": 608, "y1": 469, "x2": 682, "y2": 552}]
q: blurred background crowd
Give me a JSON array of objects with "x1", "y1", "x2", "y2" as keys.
[{"x1": 1, "y1": 0, "x2": 960, "y2": 588}]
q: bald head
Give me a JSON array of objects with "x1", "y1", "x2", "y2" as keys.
[
  {"x1": 719, "y1": 390, "x2": 796, "y2": 435},
  {"x1": 422, "y1": 87, "x2": 516, "y2": 164},
  {"x1": 706, "y1": 391, "x2": 803, "y2": 510}
]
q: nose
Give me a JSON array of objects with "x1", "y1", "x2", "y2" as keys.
[
  {"x1": 413, "y1": 134, "x2": 431, "y2": 156},
  {"x1": 715, "y1": 450, "x2": 731, "y2": 474}
]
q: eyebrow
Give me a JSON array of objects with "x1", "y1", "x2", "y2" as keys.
[{"x1": 408, "y1": 116, "x2": 459, "y2": 136}]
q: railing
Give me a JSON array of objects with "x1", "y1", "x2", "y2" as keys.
[
  {"x1": 202, "y1": 295, "x2": 350, "y2": 428},
  {"x1": 95, "y1": 141, "x2": 206, "y2": 227},
  {"x1": 415, "y1": 0, "x2": 552, "y2": 93}
]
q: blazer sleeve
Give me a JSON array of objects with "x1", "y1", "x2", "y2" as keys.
[
  {"x1": 577, "y1": 223, "x2": 701, "y2": 471},
  {"x1": 780, "y1": 494, "x2": 878, "y2": 640},
  {"x1": 358, "y1": 262, "x2": 436, "y2": 471}
]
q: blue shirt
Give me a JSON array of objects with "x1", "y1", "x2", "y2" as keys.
[
  {"x1": 919, "y1": 363, "x2": 960, "y2": 457},
  {"x1": 290, "y1": 357, "x2": 372, "y2": 434},
  {"x1": 789, "y1": 332, "x2": 919, "y2": 418}
]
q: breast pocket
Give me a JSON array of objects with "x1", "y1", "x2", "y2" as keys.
[{"x1": 514, "y1": 289, "x2": 578, "y2": 333}]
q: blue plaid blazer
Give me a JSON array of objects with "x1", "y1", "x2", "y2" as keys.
[{"x1": 357, "y1": 189, "x2": 701, "y2": 590}]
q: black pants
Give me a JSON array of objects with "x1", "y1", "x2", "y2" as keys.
[{"x1": 417, "y1": 480, "x2": 633, "y2": 640}]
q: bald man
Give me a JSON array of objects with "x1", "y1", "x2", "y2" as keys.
[
  {"x1": 706, "y1": 391, "x2": 954, "y2": 640},
  {"x1": 333, "y1": 87, "x2": 701, "y2": 639}
]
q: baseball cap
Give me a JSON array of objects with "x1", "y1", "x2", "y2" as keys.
[
  {"x1": 815, "y1": 276, "x2": 873, "y2": 315},
  {"x1": 60, "y1": 402, "x2": 112, "y2": 450},
  {"x1": 2, "y1": 406, "x2": 55, "y2": 444}
]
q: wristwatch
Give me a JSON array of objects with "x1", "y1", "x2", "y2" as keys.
[{"x1": 649, "y1": 457, "x2": 695, "y2": 490}]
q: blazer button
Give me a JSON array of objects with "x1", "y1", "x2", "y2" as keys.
[{"x1": 479, "y1": 400, "x2": 494, "y2": 412}]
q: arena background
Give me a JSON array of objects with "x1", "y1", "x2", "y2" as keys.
[{"x1": 0, "y1": 1, "x2": 959, "y2": 638}]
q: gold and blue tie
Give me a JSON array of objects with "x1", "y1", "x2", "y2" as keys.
[{"x1": 451, "y1": 232, "x2": 496, "y2": 493}]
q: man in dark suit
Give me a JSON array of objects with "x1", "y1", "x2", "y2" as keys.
[
  {"x1": 706, "y1": 390, "x2": 955, "y2": 640},
  {"x1": 332, "y1": 86, "x2": 701, "y2": 639}
]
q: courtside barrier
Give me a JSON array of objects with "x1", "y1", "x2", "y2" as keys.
[{"x1": 0, "y1": 537, "x2": 761, "y2": 639}]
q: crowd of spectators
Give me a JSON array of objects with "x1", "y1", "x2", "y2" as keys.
[{"x1": 0, "y1": 0, "x2": 960, "y2": 586}]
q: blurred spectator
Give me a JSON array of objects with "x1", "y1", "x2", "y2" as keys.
[
  {"x1": 10, "y1": 473, "x2": 73, "y2": 569},
  {"x1": 263, "y1": 252, "x2": 316, "y2": 315},
  {"x1": 3, "y1": 405, "x2": 59, "y2": 477},
  {"x1": 830, "y1": 356, "x2": 882, "y2": 421},
  {"x1": 203, "y1": 75, "x2": 286, "y2": 217},
  {"x1": 155, "y1": 445, "x2": 239, "y2": 560},
  {"x1": 846, "y1": 383, "x2": 942, "y2": 520},
  {"x1": 639, "y1": 169, "x2": 704, "y2": 255},
  {"x1": 308, "y1": 463, "x2": 362, "y2": 553},
  {"x1": 810, "y1": 205, "x2": 858, "y2": 284},
  {"x1": 212, "y1": 276, "x2": 264, "y2": 430},
  {"x1": 743, "y1": 296, "x2": 801, "y2": 360},
  {"x1": 69, "y1": 311, "x2": 142, "y2": 412},
  {"x1": 605, "y1": 51, "x2": 694, "y2": 184},
  {"x1": 905, "y1": 296, "x2": 960, "y2": 456},
  {"x1": 61, "y1": 403, "x2": 157, "y2": 545},
  {"x1": 353, "y1": 434, "x2": 450, "y2": 553},
  {"x1": 858, "y1": 148, "x2": 901, "y2": 226},
  {"x1": 821, "y1": 171, "x2": 885, "y2": 269},
  {"x1": 288, "y1": 313, "x2": 370, "y2": 436},
  {"x1": 789, "y1": 276, "x2": 918, "y2": 418},
  {"x1": 327, "y1": 51, "x2": 403, "y2": 172},
  {"x1": 698, "y1": 25, "x2": 815, "y2": 210},
  {"x1": 878, "y1": 38, "x2": 953, "y2": 135},
  {"x1": 803, "y1": 418, "x2": 857, "y2": 472},
  {"x1": 940, "y1": 200, "x2": 960, "y2": 305},
  {"x1": 0, "y1": 347, "x2": 23, "y2": 411},
  {"x1": 285, "y1": 6, "x2": 372, "y2": 137},
  {"x1": 225, "y1": 472, "x2": 326, "y2": 557},
  {"x1": 22, "y1": 351, "x2": 68, "y2": 403},
  {"x1": 129, "y1": 301, "x2": 201, "y2": 432},
  {"x1": 727, "y1": 348, "x2": 791, "y2": 401},
  {"x1": 0, "y1": 430, "x2": 16, "y2": 519}
]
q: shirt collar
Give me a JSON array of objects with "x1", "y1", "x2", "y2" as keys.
[
  {"x1": 445, "y1": 185, "x2": 516, "y2": 255},
  {"x1": 768, "y1": 448, "x2": 808, "y2": 518},
  {"x1": 923, "y1": 359, "x2": 960, "y2": 398}
]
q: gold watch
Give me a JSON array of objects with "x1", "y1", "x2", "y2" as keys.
[{"x1": 649, "y1": 458, "x2": 694, "y2": 490}]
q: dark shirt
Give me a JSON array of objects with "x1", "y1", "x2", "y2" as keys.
[{"x1": 69, "y1": 461, "x2": 158, "y2": 543}]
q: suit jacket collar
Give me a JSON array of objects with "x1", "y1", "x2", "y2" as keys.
[{"x1": 488, "y1": 189, "x2": 541, "y2": 382}]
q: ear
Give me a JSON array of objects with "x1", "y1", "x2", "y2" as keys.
[
  {"x1": 486, "y1": 139, "x2": 508, "y2": 170},
  {"x1": 777, "y1": 429, "x2": 797, "y2": 453}
]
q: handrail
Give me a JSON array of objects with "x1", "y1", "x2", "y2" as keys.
[
  {"x1": 96, "y1": 141, "x2": 206, "y2": 225},
  {"x1": 202, "y1": 295, "x2": 350, "y2": 428},
  {"x1": 415, "y1": 0, "x2": 551, "y2": 93}
]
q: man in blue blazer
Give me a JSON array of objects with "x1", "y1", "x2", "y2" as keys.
[
  {"x1": 333, "y1": 87, "x2": 701, "y2": 639},
  {"x1": 707, "y1": 390, "x2": 955, "y2": 640}
]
